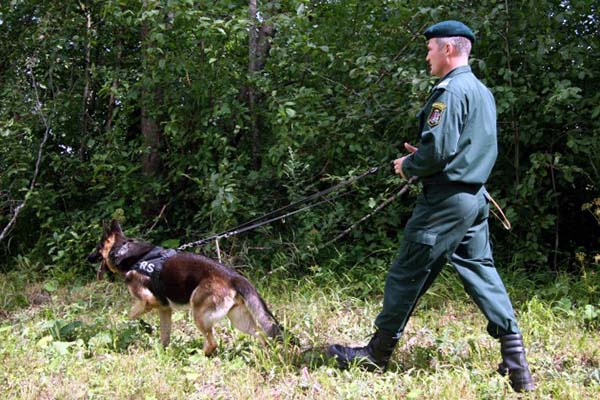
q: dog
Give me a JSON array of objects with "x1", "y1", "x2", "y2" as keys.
[{"x1": 87, "y1": 219, "x2": 284, "y2": 356}]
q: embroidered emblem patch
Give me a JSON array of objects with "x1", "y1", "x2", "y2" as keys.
[{"x1": 427, "y1": 102, "x2": 446, "y2": 127}]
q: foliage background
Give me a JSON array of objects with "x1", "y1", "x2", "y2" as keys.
[{"x1": 1, "y1": 0, "x2": 599, "y2": 279}]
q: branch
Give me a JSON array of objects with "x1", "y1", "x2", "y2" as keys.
[
  {"x1": 322, "y1": 177, "x2": 417, "y2": 248},
  {"x1": 0, "y1": 61, "x2": 51, "y2": 242}
]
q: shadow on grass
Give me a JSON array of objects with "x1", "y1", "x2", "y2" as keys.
[{"x1": 296, "y1": 343, "x2": 450, "y2": 375}]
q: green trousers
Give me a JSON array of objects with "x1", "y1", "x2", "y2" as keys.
[{"x1": 375, "y1": 184, "x2": 520, "y2": 339}]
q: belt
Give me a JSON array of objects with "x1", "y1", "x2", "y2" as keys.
[{"x1": 422, "y1": 181, "x2": 483, "y2": 192}]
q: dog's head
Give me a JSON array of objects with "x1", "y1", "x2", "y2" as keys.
[{"x1": 87, "y1": 219, "x2": 153, "y2": 280}]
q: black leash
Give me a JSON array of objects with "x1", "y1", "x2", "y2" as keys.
[{"x1": 177, "y1": 165, "x2": 384, "y2": 251}]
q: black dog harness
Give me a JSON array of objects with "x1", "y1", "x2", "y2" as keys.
[{"x1": 132, "y1": 247, "x2": 177, "y2": 305}]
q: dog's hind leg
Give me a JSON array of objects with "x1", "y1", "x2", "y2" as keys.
[
  {"x1": 227, "y1": 298, "x2": 261, "y2": 340},
  {"x1": 190, "y1": 286, "x2": 235, "y2": 356},
  {"x1": 158, "y1": 307, "x2": 172, "y2": 347}
]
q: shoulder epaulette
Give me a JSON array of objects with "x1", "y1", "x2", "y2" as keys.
[{"x1": 435, "y1": 77, "x2": 453, "y2": 90}]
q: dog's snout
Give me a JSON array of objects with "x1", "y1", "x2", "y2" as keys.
[{"x1": 87, "y1": 251, "x2": 101, "y2": 263}]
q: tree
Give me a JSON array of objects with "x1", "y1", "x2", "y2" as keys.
[{"x1": 0, "y1": 0, "x2": 598, "y2": 275}]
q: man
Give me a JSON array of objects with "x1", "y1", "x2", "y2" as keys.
[{"x1": 327, "y1": 21, "x2": 534, "y2": 392}]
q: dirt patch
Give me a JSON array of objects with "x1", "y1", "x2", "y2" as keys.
[{"x1": 26, "y1": 283, "x2": 52, "y2": 306}]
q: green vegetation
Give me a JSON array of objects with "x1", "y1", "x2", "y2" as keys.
[
  {"x1": 1, "y1": 0, "x2": 598, "y2": 275},
  {"x1": 1, "y1": 264, "x2": 599, "y2": 399},
  {"x1": 1, "y1": 1, "x2": 598, "y2": 398}
]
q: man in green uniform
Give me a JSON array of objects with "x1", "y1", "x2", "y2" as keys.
[{"x1": 327, "y1": 20, "x2": 534, "y2": 392}]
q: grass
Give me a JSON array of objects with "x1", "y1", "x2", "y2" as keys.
[{"x1": 1, "y1": 263, "x2": 599, "y2": 399}]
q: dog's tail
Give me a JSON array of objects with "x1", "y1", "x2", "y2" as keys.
[{"x1": 233, "y1": 278, "x2": 283, "y2": 339}]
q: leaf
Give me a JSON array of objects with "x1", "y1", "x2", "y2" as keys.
[
  {"x1": 161, "y1": 239, "x2": 180, "y2": 248},
  {"x1": 88, "y1": 332, "x2": 113, "y2": 349},
  {"x1": 36, "y1": 335, "x2": 53, "y2": 349},
  {"x1": 52, "y1": 341, "x2": 75, "y2": 355},
  {"x1": 583, "y1": 304, "x2": 599, "y2": 321},
  {"x1": 44, "y1": 281, "x2": 58, "y2": 292}
]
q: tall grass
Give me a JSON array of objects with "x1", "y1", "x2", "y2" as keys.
[{"x1": 1, "y1": 263, "x2": 599, "y2": 399}]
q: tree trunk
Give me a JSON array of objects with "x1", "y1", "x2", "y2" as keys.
[
  {"x1": 247, "y1": 0, "x2": 275, "y2": 169},
  {"x1": 105, "y1": 40, "x2": 122, "y2": 132},
  {"x1": 105, "y1": 78, "x2": 118, "y2": 132},
  {"x1": 141, "y1": 103, "x2": 163, "y2": 177},
  {"x1": 79, "y1": 1, "x2": 93, "y2": 160},
  {"x1": 248, "y1": 0, "x2": 260, "y2": 168},
  {"x1": 139, "y1": 2, "x2": 164, "y2": 218},
  {"x1": 140, "y1": 10, "x2": 163, "y2": 178}
]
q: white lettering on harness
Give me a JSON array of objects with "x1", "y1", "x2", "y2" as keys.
[{"x1": 138, "y1": 261, "x2": 155, "y2": 274}]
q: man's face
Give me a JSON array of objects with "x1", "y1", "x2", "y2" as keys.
[{"x1": 426, "y1": 39, "x2": 447, "y2": 78}]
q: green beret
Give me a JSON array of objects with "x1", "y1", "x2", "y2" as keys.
[{"x1": 424, "y1": 20, "x2": 475, "y2": 43}]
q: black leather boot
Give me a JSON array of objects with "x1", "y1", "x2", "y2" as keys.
[
  {"x1": 497, "y1": 334, "x2": 535, "y2": 392},
  {"x1": 327, "y1": 330, "x2": 399, "y2": 371}
]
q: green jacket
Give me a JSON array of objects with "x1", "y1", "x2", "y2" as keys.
[{"x1": 402, "y1": 65, "x2": 497, "y2": 185}]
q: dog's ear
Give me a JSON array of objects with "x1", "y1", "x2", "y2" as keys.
[
  {"x1": 101, "y1": 220, "x2": 110, "y2": 239},
  {"x1": 110, "y1": 219, "x2": 123, "y2": 235}
]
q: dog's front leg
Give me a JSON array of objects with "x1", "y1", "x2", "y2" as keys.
[
  {"x1": 159, "y1": 307, "x2": 172, "y2": 347},
  {"x1": 129, "y1": 299, "x2": 148, "y2": 319}
]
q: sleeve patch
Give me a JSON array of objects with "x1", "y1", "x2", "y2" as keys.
[{"x1": 427, "y1": 102, "x2": 446, "y2": 127}]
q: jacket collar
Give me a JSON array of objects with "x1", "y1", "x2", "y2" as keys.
[
  {"x1": 434, "y1": 65, "x2": 471, "y2": 90},
  {"x1": 441, "y1": 65, "x2": 471, "y2": 80}
]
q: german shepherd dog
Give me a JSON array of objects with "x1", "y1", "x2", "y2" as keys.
[{"x1": 87, "y1": 220, "x2": 283, "y2": 356}]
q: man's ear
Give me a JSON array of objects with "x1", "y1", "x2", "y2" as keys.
[{"x1": 443, "y1": 42, "x2": 452, "y2": 56}]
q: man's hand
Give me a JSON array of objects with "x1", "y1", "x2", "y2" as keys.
[
  {"x1": 393, "y1": 142, "x2": 418, "y2": 179},
  {"x1": 404, "y1": 142, "x2": 418, "y2": 153},
  {"x1": 393, "y1": 156, "x2": 407, "y2": 178}
]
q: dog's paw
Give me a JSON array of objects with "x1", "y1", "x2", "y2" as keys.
[{"x1": 138, "y1": 319, "x2": 154, "y2": 334}]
